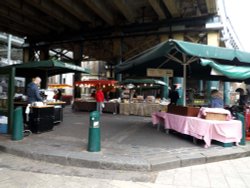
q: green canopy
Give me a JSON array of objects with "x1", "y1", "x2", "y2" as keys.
[
  {"x1": 115, "y1": 39, "x2": 250, "y2": 106},
  {"x1": 120, "y1": 79, "x2": 167, "y2": 86},
  {"x1": 200, "y1": 58, "x2": 250, "y2": 80},
  {"x1": 115, "y1": 39, "x2": 250, "y2": 76},
  {"x1": 1, "y1": 60, "x2": 90, "y2": 77}
]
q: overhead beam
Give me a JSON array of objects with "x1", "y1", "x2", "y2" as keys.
[
  {"x1": 25, "y1": 0, "x2": 81, "y2": 30},
  {"x1": 0, "y1": 18, "x2": 37, "y2": 36},
  {"x1": 148, "y1": 0, "x2": 166, "y2": 19},
  {"x1": 112, "y1": 0, "x2": 135, "y2": 22},
  {"x1": 205, "y1": 0, "x2": 217, "y2": 14},
  {"x1": 0, "y1": 0, "x2": 60, "y2": 31},
  {"x1": 0, "y1": 5, "x2": 50, "y2": 34},
  {"x1": 82, "y1": 0, "x2": 114, "y2": 25},
  {"x1": 53, "y1": 0, "x2": 94, "y2": 23},
  {"x1": 163, "y1": 0, "x2": 180, "y2": 17}
]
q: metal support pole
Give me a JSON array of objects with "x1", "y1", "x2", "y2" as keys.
[
  {"x1": 173, "y1": 77, "x2": 184, "y2": 106},
  {"x1": 8, "y1": 67, "x2": 15, "y2": 134},
  {"x1": 183, "y1": 64, "x2": 187, "y2": 106},
  {"x1": 198, "y1": 80, "x2": 203, "y2": 95},
  {"x1": 7, "y1": 34, "x2": 12, "y2": 64},
  {"x1": 162, "y1": 76, "x2": 169, "y2": 99},
  {"x1": 224, "y1": 82, "x2": 230, "y2": 106}
]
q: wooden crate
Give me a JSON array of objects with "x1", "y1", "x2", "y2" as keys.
[
  {"x1": 205, "y1": 112, "x2": 227, "y2": 121},
  {"x1": 168, "y1": 105, "x2": 200, "y2": 117}
]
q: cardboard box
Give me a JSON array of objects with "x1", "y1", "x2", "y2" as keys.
[{"x1": 205, "y1": 112, "x2": 227, "y2": 121}]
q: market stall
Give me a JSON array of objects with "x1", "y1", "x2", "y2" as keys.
[
  {"x1": 115, "y1": 39, "x2": 250, "y2": 144},
  {"x1": 0, "y1": 60, "x2": 89, "y2": 134},
  {"x1": 73, "y1": 80, "x2": 119, "y2": 114},
  {"x1": 152, "y1": 110, "x2": 242, "y2": 148},
  {"x1": 119, "y1": 79, "x2": 169, "y2": 116}
]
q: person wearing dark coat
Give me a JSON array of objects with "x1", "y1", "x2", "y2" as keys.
[
  {"x1": 169, "y1": 85, "x2": 179, "y2": 105},
  {"x1": 26, "y1": 77, "x2": 43, "y2": 104}
]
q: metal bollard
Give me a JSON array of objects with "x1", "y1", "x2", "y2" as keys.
[
  {"x1": 12, "y1": 107, "x2": 24, "y2": 141},
  {"x1": 87, "y1": 111, "x2": 100, "y2": 152}
]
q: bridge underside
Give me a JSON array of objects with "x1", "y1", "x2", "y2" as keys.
[{"x1": 0, "y1": 0, "x2": 219, "y2": 65}]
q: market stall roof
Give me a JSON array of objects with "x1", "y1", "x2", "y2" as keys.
[
  {"x1": 120, "y1": 79, "x2": 167, "y2": 86},
  {"x1": 200, "y1": 59, "x2": 250, "y2": 80},
  {"x1": 1, "y1": 60, "x2": 90, "y2": 77},
  {"x1": 115, "y1": 39, "x2": 250, "y2": 81}
]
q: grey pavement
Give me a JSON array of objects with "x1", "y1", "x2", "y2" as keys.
[
  {"x1": 1, "y1": 152, "x2": 250, "y2": 187},
  {"x1": 0, "y1": 106, "x2": 250, "y2": 172}
]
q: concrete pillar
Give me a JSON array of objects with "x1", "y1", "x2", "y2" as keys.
[
  {"x1": 173, "y1": 77, "x2": 184, "y2": 105},
  {"x1": 73, "y1": 43, "x2": 83, "y2": 98},
  {"x1": 224, "y1": 82, "x2": 230, "y2": 106},
  {"x1": 162, "y1": 76, "x2": 169, "y2": 99},
  {"x1": 40, "y1": 48, "x2": 49, "y2": 60},
  {"x1": 113, "y1": 38, "x2": 122, "y2": 82},
  {"x1": 39, "y1": 48, "x2": 49, "y2": 89}
]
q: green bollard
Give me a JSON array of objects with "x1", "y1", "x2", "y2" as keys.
[
  {"x1": 237, "y1": 113, "x2": 246, "y2": 145},
  {"x1": 87, "y1": 111, "x2": 100, "y2": 152},
  {"x1": 12, "y1": 107, "x2": 23, "y2": 141}
]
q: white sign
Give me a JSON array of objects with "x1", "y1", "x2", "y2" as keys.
[{"x1": 147, "y1": 68, "x2": 173, "y2": 77}]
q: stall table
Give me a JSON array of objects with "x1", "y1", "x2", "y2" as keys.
[
  {"x1": 152, "y1": 112, "x2": 242, "y2": 148},
  {"x1": 120, "y1": 103, "x2": 168, "y2": 116},
  {"x1": 14, "y1": 101, "x2": 65, "y2": 124},
  {"x1": 72, "y1": 100, "x2": 119, "y2": 114}
]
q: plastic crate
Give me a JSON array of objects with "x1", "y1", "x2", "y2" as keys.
[{"x1": 0, "y1": 123, "x2": 7, "y2": 134}]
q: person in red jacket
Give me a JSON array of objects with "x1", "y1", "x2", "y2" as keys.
[{"x1": 95, "y1": 88, "x2": 104, "y2": 113}]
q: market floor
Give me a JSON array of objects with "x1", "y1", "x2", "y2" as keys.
[{"x1": 0, "y1": 106, "x2": 250, "y2": 172}]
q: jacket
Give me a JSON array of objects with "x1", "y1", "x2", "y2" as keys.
[
  {"x1": 95, "y1": 90, "x2": 104, "y2": 102},
  {"x1": 211, "y1": 97, "x2": 224, "y2": 108},
  {"x1": 27, "y1": 82, "x2": 43, "y2": 103}
]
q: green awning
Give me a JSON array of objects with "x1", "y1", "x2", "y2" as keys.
[
  {"x1": 115, "y1": 39, "x2": 250, "y2": 78},
  {"x1": 1, "y1": 60, "x2": 90, "y2": 77},
  {"x1": 201, "y1": 58, "x2": 250, "y2": 80}
]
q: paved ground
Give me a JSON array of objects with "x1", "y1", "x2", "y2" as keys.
[
  {"x1": 0, "y1": 106, "x2": 249, "y2": 172},
  {"x1": 1, "y1": 152, "x2": 250, "y2": 187}
]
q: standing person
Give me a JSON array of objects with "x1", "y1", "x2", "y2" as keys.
[
  {"x1": 210, "y1": 89, "x2": 224, "y2": 108},
  {"x1": 168, "y1": 85, "x2": 179, "y2": 105},
  {"x1": 26, "y1": 77, "x2": 43, "y2": 104},
  {"x1": 53, "y1": 89, "x2": 62, "y2": 101},
  {"x1": 95, "y1": 88, "x2": 104, "y2": 113}
]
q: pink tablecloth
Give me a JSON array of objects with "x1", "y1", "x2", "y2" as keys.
[{"x1": 152, "y1": 112, "x2": 242, "y2": 148}]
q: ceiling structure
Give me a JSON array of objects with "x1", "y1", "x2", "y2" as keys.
[{"x1": 0, "y1": 0, "x2": 218, "y2": 62}]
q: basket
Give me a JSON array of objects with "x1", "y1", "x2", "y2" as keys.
[{"x1": 205, "y1": 112, "x2": 227, "y2": 121}]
